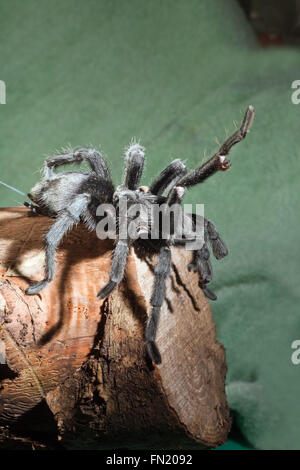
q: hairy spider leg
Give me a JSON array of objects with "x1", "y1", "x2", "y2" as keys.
[
  {"x1": 168, "y1": 105, "x2": 254, "y2": 192},
  {"x1": 149, "y1": 159, "x2": 187, "y2": 196},
  {"x1": 43, "y1": 147, "x2": 112, "y2": 181},
  {"x1": 97, "y1": 143, "x2": 145, "y2": 299},
  {"x1": 187, "y1": 225, "x2": 216, "y2": 300},
  {"x1": 185, "y1": 214, "x2": 228, "y2": 301},
  {"x1": 163, "y1": 106, "x2": 253, "y2": 301},
  {"x1": 97, "y1": 239, "x2": 130, "y2": 299},
  {"x1": 146, "y1": 245, "x2": 171, "y2": 364},
  {"x1": 26, "y1": 193, "x2": 90, "y2": 295},
  {"x1": 206, "y1": 218, "x2": 228, "y2": 260},
  {"x1": 123, "y1": 143, "x2": 145, "y2": 190}
]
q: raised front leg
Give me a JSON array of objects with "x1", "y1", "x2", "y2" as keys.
[
  {"x1": 146, "y1": 246, "x2": 171, "y2": 364},
  {"x1": 168, "y1": 106, "x2": 254, "y2": 193},
  {"x1": 26, "y1": 193, "x2": 90, "y2": 295}
]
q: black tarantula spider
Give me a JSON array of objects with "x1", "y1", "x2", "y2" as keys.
[{"x1": 24, "y1": 106, "x2": 254, "y2": 364}]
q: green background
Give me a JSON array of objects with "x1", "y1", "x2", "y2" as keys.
[{"x1": 1, "y1": 0, "x2": 300, "y2": 450}]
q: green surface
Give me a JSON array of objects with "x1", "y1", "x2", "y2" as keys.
[
  {"x1": 1, "y1": 0, "x2": 300, "y2": 450},
  {"x1": 216, "y1": 439, "x2": 250, "y2": 451}
]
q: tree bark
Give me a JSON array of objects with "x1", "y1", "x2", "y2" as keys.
[{"x1": 0, "y1": 207, "x2": 230, "y2": 450}]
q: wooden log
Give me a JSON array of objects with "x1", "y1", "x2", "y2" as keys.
[{"x1": 0, "y1": 207, "x2": 230, "y2": 449}]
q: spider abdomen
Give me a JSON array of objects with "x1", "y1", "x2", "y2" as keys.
[
  {"x1": 30, "y1": 171, "x2": 90, "y2": 216},
  {"x1": 30, "y1": 171, "x2": 114, "y2": 222}
]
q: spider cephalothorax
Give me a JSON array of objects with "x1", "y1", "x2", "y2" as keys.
[{"x1": 25, "y1": 106, "x2": 254, "y2": 364}]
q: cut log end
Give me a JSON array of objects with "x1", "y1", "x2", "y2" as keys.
[{"x1": 0, "y1": 207, "x2": 230, "y2": 449}]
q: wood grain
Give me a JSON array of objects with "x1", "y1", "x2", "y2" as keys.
[{"x1": 0, "y1": 207, "x2": 230, "y2": 449}]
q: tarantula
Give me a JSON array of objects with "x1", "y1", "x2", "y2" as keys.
[{"x1": 24, "y1": 106, "x2": 254, "y2": 364}]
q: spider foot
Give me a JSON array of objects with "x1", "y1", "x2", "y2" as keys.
[
  {"x1": 26, "y1": 280, "x2": 48, "y2": 295},
  {"x1": 187, "y1": 262, "x2": 198, "y2": 273},
  {"x1": 199, "y1": 281, "x2": 217, "y2": 301},
  {"x1": 207, "y1": 220, "x2": 228, "y2": 260},
  {"x1": 210, "y1": 237, "x2": 228, "y2": 260},
  {"x1": 97, "y1": 280, "x2": 117, "y2": 299},
  {"x1": 146, "y1": 340, "x2": 162, "y2": 365},
  {"x1": 188, "y1": 261, "x2": 212, "y2": 281},
  {"x1": 188, "y1": 245, "x2": 213, "y2": 283}
]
